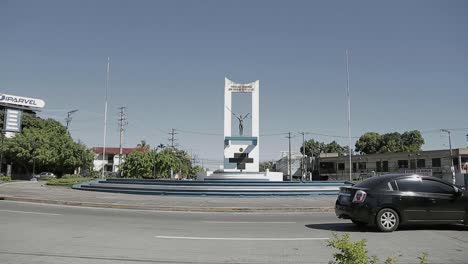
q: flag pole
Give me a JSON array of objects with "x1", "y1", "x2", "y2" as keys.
[
  {"x1": 102, "y1": 57, "x2": 110, "y2": 178},
  {"x1": 346, "y1": 50, "x2": 352, "y2": 182}
]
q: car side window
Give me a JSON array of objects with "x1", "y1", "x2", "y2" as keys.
[
  {"x1": 396, "y1": 178, "x2": 454, "y2": 194},
  {"x1": 396, "y1": 178, "x2": 424, "y2": 192},
  {"x1": 421, "y1": 180, "x2": 454, "y2": 194}
]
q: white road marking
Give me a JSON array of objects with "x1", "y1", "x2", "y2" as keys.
[
  {"x1": 0, "y1": 209, "x2": 62, "y2": 216},
  {"x1": 202, "y1": 221, "x2": 296, "y2": 224},
  {"x1": 155, "y1": 235, "x2": 328, "y2": 241}
]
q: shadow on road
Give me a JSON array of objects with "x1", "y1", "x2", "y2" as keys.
[{"x1": 305, "y1": 223, "x2": 468, "y2": 233}]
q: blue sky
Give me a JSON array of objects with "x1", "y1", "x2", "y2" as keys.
[{"x1": 1, "y1": 0, "x2": 467, "y2": 168}]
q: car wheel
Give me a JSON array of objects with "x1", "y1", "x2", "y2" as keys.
[
  {"x1": 351, "y1": 219, "x2": 367, "y2": 228},
  {"x1": 376, "y1": 208, "x2": 399, "y2": 232}
]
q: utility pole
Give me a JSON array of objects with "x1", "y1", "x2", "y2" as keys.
[
  {"x1": 118, "y1": 107, "x2": 127, "y2": 177},
  {"x1": 286, "y1": 132, "x2": 292, "y2": 181},
  {"x1": 65, "y1": 109, "x2": 79, "y2": 131},
  {"x1": 441, "y1": 129, "x2": 455, "y2": 184},
  {"x1": 300, "y1": 132, "x2": 306, "y2": 181},
  {"x1": 168, "y1": 128, "x2": 178, "y2": 148},
  {"x1": 0, "y1": 108, "x2": 4, "y2": 175}
]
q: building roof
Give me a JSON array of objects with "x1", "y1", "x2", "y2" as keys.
[{"x1": 92, "y1": 147, "x2": 141, "y2": 155}]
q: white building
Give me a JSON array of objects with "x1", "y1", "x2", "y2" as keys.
[{"x1": 92, "y1": 147, "x2": 140, "y2": 174}]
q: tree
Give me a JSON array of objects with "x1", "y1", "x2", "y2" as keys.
[
  {"x1": 121, "y1": 151, "x2": 154, "y2": 178},
  {"x1": 153, "y1": 148, "x2": 192, "y2": 177},
  {"x1": 355, "y1": 130, "x2": 425, "y2": 154},
  {"x1": 379, "y1": 132, "x2": 403, "y2": 153},
  {"x1": 300, "y1": 139, "x2": 325, "y2": 157},
  {"x1": 136, "y1": 140, "x2": 150, "y2": 152},
  {"x1": 401, "y1": 130, "x2": 424, "y2": 152},
  {"x1": 3, "y1": 114, "x2": 94, "y2": 176},
  {"x1": 260, "y1": 161, "x2": 275, "y2": 172},
  {"x1": 300, "y1": 139, "x2": 348, "y2": 157},
  {"x1": 355, "y1": 132, "x2": 381, "y2": 154},
  {"x1": 324, "y1": 141, "x2": 349, "y2": 156}
]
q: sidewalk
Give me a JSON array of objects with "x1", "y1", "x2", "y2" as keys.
[{"x1": 0, "y1": 181, "x2": 336, "y2": 212}]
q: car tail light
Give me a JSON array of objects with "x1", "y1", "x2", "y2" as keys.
[{"x1": 352, "y1": 190, "x2": 367, "y2": 203}]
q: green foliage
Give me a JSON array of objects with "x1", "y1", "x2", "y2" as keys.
[
  {"x1": 189, "y1": 165, "x2": 204, "y2": 177},
  {"x1": 327, "y1": 233, "x2": 378, "y2": 264},
  {"x1": 301, "y1": 139, "x2": 348, "y2": 157},
  {"x1": 153, "y1": 148, "x2": 192, "y2": 178},
  {"x1": 46, "y1": 176, "x2": 94, "y2": 187},
  {"x1": 418, "y1": 252, "x2": 428, "y2": 264},
  {"x1": 122, "y1": 147, "x2": 196, "y2": 179},
  {"x1": 384, "y1": 256, "x2": 397, "y2": 264},
  {"x1": 355, "y1": 132, "x2": 381, "y2": 154},
  {"x1": 121, "y1": 151, "x2": 154, "y2": 178},
  {"x1": 2, "y1": 113, "x2": 94, "y2": 176},
  {"x1": 328, "y1": 233, "x2": 429, "y2": 264},
  {"x1": 259, "y1": 161, "x2": 275, "y2": 172},
  {"x1": 355, "y1": 130, "x2": 424, "y2": 154},
  {"x1": 0, "y1": 175, "x2": 12, "y2": 182}
]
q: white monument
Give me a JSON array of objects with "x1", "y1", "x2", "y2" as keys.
[{"x1": 197, "y1": 78, "x2": 283, "y2": 181}]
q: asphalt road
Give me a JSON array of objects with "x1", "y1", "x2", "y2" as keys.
[{"x1": 0, "y1": 201, "x2": 467, "y2": 264}]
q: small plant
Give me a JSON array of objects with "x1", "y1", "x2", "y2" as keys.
[
  {"x1": 418, "y1": 252, "x2": 428, "y2": 264},
  {"x1": 328, "y1": 233, "x2": 428, "y2": 264},
  {"x1": 385, "y1": 256, "x2": 397, "y2": 264},
  {"x1": 327, "y1": 233, "x2": 378, "y2": 264},
  {"x1": 0, "y1": 175, "x2": 12, "y2": 182}
]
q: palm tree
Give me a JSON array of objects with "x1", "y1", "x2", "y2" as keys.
[{"x1": 136, "y1": 140, "x2": 150, "y2": 152}]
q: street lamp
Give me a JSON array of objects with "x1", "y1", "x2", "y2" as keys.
[
  {"x1": 441, "y1": 129, "x2": 455, "y2": 184},
  {"x1": 65, "y1": 109, "x2": 79, "y2": 131}
]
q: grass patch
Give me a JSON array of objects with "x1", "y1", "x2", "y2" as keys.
[{"x1": 46, "y1": 177, "x2": 95, "y2": 187}]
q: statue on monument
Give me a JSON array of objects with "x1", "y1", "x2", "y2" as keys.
[{"x1": 233, "y1": 112, "x2": 250, "y2": 136}]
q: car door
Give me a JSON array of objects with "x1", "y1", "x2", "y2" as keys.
[
  {"x1": 395, "y1": 178, "x2": 429, "y2": 221},
  {"x1": 420, "y1": 179, "x2": 465, "y2": 222}
]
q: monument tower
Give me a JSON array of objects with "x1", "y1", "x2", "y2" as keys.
[
  {"x1": 197, "y1": 78, "x2": 283, "y2": 181},
  {"x1": 223, "y1": 78, "x2": 259, "y2": 172}
]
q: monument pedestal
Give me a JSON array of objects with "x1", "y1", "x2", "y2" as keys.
[{"x1": 197, "y1": 170, "x2": 283, "y2": 182}]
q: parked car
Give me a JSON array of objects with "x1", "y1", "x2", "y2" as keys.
[
  {"x1": 36, "y1": 172, "x2": 56, "y2": 179},
  {"x1": 335, "y1": 174, "x2": 467, "y2": 232}
]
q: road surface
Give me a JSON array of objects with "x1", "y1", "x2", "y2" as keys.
[{"x1": 0, "y1": 200, "x2": 467, "y2": 263}]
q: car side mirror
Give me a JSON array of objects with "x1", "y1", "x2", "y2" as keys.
[{"x1": 454, "y1": 187, "x2": 463, "y2": 197}]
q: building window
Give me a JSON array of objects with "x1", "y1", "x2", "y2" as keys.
[
  {"x1": 398, "y1": 160, "x2": 409, "y2": 169},
  {"x1": 358, "y1": 162, "x2": 366, "y2": 170},
  {"x1": 352, "y1": 163, "x2": 357, "y2": 173},
  {"x1": 376, "y1": 161, "x2": 382, "y2": 172},
  {"x1": 107, "y1": 154, "x2": 114, "y2": 163},
  {"x1": 417, "y1": 159, "x2": 425, "y2": 168},
  {"x1": 382, "y1": 161, "x2": 389, "y2": 172},
  {"x1": 432, "y1": 158, "x2": 441, "y2": 168},
  {"x1": 338, "y1": 163, "x2": 345, "y2": 170}
]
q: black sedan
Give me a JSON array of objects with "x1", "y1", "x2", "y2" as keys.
[{"x1": 335, "y1": 174, "x2": 467, "y2": 232}]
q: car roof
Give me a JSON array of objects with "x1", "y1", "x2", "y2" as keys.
[{"x1": 355, "y1": 174, "x2": 451, "y2": 188}]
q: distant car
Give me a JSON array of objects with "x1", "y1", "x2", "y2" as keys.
[
  {"x1": 335, "y1": 174, "x2": 467, "y2": 232},
  {"x1": 36, "y1": 172, "x2": 56, "y2": 179}
]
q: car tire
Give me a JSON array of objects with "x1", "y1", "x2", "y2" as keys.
[{"x1": 376, "y1": 208, "x2": 399, "y2": 232}]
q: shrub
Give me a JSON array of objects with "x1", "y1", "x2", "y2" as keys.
[
  {"x1": 327, "y1": 233, "x2": 429, "y2": 264},
  {"x1": 0, "y1": 175, "x2": 12, "y2": 182},
  {"x1": 327, "y1": 233, "x2": 377, "y2": 264},
  {"x1": 46, "y1": 177, "x2": 94, "y2": 187}
]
